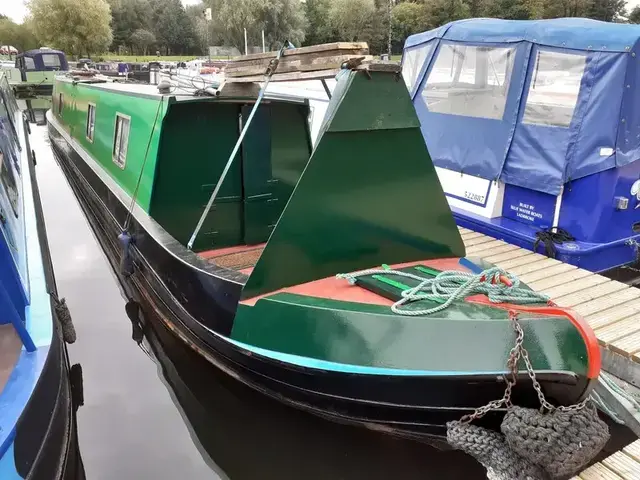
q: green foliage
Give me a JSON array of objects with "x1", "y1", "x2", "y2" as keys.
[
  {"x1": 109, "y1": 0, "x2": 151, "y2": 52},
  {"x1": 630, "y1": 5, "x2": 640, "y2": 24},
  {"x1": 429, "y1": 0, "x2": 470, "y2": 28},
  {"x1": 586, "y1": 0, "x2": 626, "y2": 22},
  {"x1": 0, "y1": 18, "x2": 39, "y2": 51},
  {"x1": 130, "y1": 28, "x2": 156, "y2": 55},
  {"x1": 391, "y1": 2, "x2": 430, "y2": 43},
  {"x1": 486, "y1": 0, "x2": 544, "y2": 19},
  {"x1": 28, "y1": 0, "x2": 113, "y2": 55},
  {"x1": 151, "y1": 0, "x2": 196, "y2": 54},
  {"x1": 255, "y1": 0, "x2": 307, "y2": 49},
  {"x1": 329, "y1": 0, "x2": 378, "y2": 42},
  {"x1": 304, "y1": 0, "x2": 333, "y2": 45}
]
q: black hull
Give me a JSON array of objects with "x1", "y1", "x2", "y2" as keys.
[
  {"x1": 47, "y1": 118, "x2": 594, "y2": 447},
  {"x1": 16, "y1": 124, "x2": 85, "y2": 479}
]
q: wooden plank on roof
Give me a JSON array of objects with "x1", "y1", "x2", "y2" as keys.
[
  {"x1": 231, "y1": 42, "x2": 369, "y2": 61},
  {"x1": 555, "y1": 282, "x2": 628, "y2": 307},
  {"x1": 519, "y1": 262, "x2": 577, "y2": 284},
  {"x1": 578, "y1": 463, "x2": 625, "y2": 479},
  {"x1": 575, "y1": 289, "x2": 640, "y2": 317},
  {"x1": 458, "y1": 226, "x2": 470, "y2": 233},
  {"x1": 587, "y1": 299, "x2": 640, "y2": 330},
  {"x1": 541, "y1": 275, "x2": 610, "y2": 299},
  {"x1": 496, "y1": 252, "x2": 544, "y2": 270},
  {"x1": 509, "y1": 257, "x2": 560, "y2": 276},
  {"x1": 225, "y1": 53, "x2": 373, "y2": 77},
  {"x1": 597, "y1": 317, "x2": 640, "y2": 345},
  {"x1": 465, "y1": 240, "x2": 508, "y2": 255},
  {"x1": 602, "y1": 451, "x2": 640, "y2": 479},
  {"x1": 527, "y1": 268, "x2": 592, "y2": 291}
]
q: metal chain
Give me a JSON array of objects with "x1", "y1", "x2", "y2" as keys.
[{"x1": 458, "y1": 310, "x2": 586, "y2": 424}]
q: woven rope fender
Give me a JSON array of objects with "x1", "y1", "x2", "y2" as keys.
[
  {"x1": 501, "y1": 404, "x2": 609, "y2": 478},
  {"x1": 447, "y1": 421, "x2": 548, "y2": 480}
]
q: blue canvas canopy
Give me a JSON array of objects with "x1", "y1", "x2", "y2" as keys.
[{"x1": 402, "y1": 18, "x2": 640, "y2": 195}]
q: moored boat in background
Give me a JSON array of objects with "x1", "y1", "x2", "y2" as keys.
[{"x1": 402, "y1": 18, "x2": 640, "y2": 282}]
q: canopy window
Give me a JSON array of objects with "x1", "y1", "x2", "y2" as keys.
[
  {"x1": 422, "y1": 43, "x2": 516, "y2": 120},
  {"x1": 522, "y1": 50, "x2": 587, "y2": 128},
  {"x1": 401, "y1": 42, "x2": 433, "y2": 94}
]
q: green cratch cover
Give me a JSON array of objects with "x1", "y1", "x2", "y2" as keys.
[{"x1": 241, "y1": 67, "x2": 465, "y2": 300}]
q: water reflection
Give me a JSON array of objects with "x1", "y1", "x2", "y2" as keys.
[{"x1": 125, "y1": 298, "x2": 487, "y2": 480}]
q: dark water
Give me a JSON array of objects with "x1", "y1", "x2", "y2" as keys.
[{"x1": 23, "y1": 103, "x2": 636, "y2": 479}]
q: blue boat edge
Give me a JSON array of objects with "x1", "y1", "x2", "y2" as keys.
[{"x1": 0, "y1": 74, "x2": 84, "y2": 478}]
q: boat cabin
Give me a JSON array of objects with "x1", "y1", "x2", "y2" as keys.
[
  {"x1": 50, "y1": 78, "x2": 312, "y2": 258},
  {"x1": 402, "y1": 18, "x2": 640, "y2": 275}
]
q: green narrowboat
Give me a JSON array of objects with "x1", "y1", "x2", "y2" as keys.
[{"x1": 46, "y1": 61, "x2": 601, "y2": 448}]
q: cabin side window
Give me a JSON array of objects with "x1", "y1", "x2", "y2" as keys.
[
  {"x1": 41, "y1": 54, "x2": 62, "y2": 69},
  {"x1": 86, "y1": 103, "x2": 96, "y2": 142},
  {"x1": 522, "y1": 50, "x2": 586, "y2": 128},
  {"x1": 421, "y1": 43, "x2": 516, "y2": 120},
  {"x1": 57, "y1": 93, "x2": 63, "y2": 115},
  {"x1": 112, "y1": 114, "x2": 130, "y2": 169},
  {"x1": 23, "y1": 57, "x2": 35, "y2": 71}
]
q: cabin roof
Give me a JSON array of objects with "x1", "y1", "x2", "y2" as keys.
[
  {"x1": 20, "y1": 48, "x2": 66, "y2": 58},
  {"x1": 405, "y1": 17, "x2": 640, "y2": 53},
  {"x1": 56, "y1": 76, "x2": 311, "y2": 104}
]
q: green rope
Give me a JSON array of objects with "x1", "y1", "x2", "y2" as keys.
[{"x1": 336, "y1": 266, "x2": 550, "y2": 316}]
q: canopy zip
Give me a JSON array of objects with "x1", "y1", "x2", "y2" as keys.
[{"x1": 187, "y1": 41, "x2": 291, "y2": 251}]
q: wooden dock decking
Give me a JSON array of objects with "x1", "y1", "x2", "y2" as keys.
[
  {"x1": 570, "y1": 439, "x2": 640, "y2": 479},
  {"x1": 459, "y1": 226, "x2": 640, "y2": 366},
  {"x1": 459, "y1": 226, "x2": 640, "y2": 478}
]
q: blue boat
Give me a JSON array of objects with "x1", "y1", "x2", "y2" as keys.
[
  {"x1": 402, "y1": 18, "x2": 640, "y2": 279},
  {"x1": 0, "y1": 73, "x2": 84, "y2": 478}
]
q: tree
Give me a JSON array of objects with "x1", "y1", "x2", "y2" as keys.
[
  {"x1": 487, "y1": 0, "x2": 543, "y2": 19},
  {"x1": 152, "y1": 0, "x2": 196, "y2": 54},
  {"x1": 256, "y1": 0, "x2": 306, "y2": 49},
  {"x1": 586, "y1": 0, "x2": 626, "y2": 22},
  {"x1": 109, "y1": 0, "x2": 152, "y2": 53},
  {"x1": 329, "y1": 0, "x2": 377, "y2": 42},
  {"x1": 542, "y1": 0, "x2": 590, "y2": 17},
  {"x1": 391, "y1": 1, "x2": 429, "y2": 44},
  {"x1": 429, "y1": 0, "x2": 470, "y2": 27},
  {"x1": 217, "y1": 0, "x2": 307, "y2": 52},
  {"x1": 0, "y1": 18, "x2": 39, "y2": 52},
  {"x1": 130, "y1": 28, "x2": 155, "y2": 55},
  {"x1": 630, "y1": 5, "x2": 640, "y2": 23},
  {"x1": 27, "y1": 0, "x2": 112, "y2": 55},
  {"x1": 304, "y1": 0, "x2": 333, "y2": 46}
]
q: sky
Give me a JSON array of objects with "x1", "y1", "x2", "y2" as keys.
[{"x1": 0, "y1": 0, "x2": 201, "y2": 24}]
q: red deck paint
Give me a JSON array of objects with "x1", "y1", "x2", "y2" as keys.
[
  {"x1": 198, "y1": 243, "x2": 266, "y2": 260},
  {"x1": 241, "y1": 258, "x2": 472, "y2": 306}
]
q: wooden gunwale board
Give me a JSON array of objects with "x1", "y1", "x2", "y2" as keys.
[{"x1": 459, "y1": 226, "x2": 640, "y2": 364}]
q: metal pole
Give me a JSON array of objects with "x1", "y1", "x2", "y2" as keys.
[
  {"x1": 262, "y1": 30, "x2": 265, "y2": 53},
  {"x1": 187, "y1": 43, "x2": 289, "y2": 250},
  {"x1": 244, "y1": 28, "x2": 248, "y2": 55},
  {"x1": 387, "y1": 0, "x2": 393, "y2": 57}
]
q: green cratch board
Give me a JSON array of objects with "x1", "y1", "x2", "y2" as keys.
[{"x1": 240, "y1": 67, "x2": 466, "y2": 300}]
